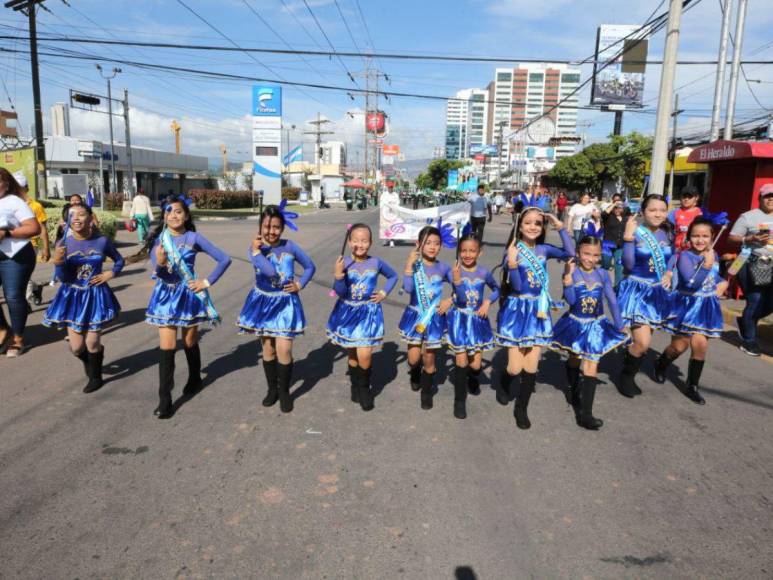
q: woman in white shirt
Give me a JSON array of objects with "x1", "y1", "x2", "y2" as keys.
[
  {"x1": 567, "y1": 193, "x2": 598, "y2": 244},
  {"x1": 0, "y1": 168, "x2": 42, "y2": 357}
]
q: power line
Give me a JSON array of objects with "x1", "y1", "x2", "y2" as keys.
[
  {"x1": 276, "y1": 0, "x2": 325, "y2": 51},
  {"x1": 300, "y1": 0, "x2": 356, "y2": 84}
]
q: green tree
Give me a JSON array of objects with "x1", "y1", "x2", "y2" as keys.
[
  {"x1": 548, "y1": 153, "x2": 596, "y2": 191},
  {"x1": 418, "y1": 159, "x2": 465, "y2": 190},
  {"x1": 415, "y1": 172, "x2": 433, "y2": 190}
]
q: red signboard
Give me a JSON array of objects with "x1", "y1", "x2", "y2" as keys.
[
  {"x1": 687, "y1": 140, "x2": 773, "y2": 163},
  {"x1": 366, "y1": 111, "x2": 386, "y2": 135},
  {"x1": 382, "y1": 144, "x2": 400, "y2": 156}
]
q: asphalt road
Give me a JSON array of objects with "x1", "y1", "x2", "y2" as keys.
[{"x1": 1, "y1": 207, "x2": 772, "y2": 579}]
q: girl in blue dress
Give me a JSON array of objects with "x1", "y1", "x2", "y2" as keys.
[
  {"x1": 654, "y1": 217, "x2": 728, "y2": 404},
  {"x1": 237, "y1": 205, "x2": 316, "y2": 413},
  {"x1": 43, "y1": 203, "x2": 123, "y2": 393},
  {"x1": 398, "y1": 225, "x2": 453, "y2": 410},
  {"x1": 445, "y1": 233, "x2": 499, "y2": 419},
  {"x1": 326, "y1": 223, "x2": 398, "y2": 411},
  {"x1": 138, "y1": 196, "x2": 232, "y2": 419},
  {"x1": 496, "y1": 207, "x2": 574, "y2": 429},
  {"x1": 616, "y1": 194, "x2": 674, "y2": 398},
  {"x1": 551, "y1": 236, "x2": 629, "y2": 430}
]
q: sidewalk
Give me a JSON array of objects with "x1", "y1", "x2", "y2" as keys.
[{"x1": 719, "y1": 297, "x2": 773, "y2": 344}]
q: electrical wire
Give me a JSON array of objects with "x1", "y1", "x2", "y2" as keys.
[{"x1": 300, "y1": 0, "x2": 357, "y2": 84}]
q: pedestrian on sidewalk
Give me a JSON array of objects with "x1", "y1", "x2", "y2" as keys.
[
  {"x1": 669, "y1": 186, "x2": 703, "y2": 251},
  {"x1": 236, "y1": 203, "x2": 315, "y2": 413},
  {"x1": 615, "y1": 195, "x2": 675, "y2": 398},
  {"x1": 602, "y1": 199, "x2": 626, "y2": 287},
  {"x1": 132, "y1": 195, "x2": 232, "y2": 419},
  {"x1": 495, "y1": 207, "x2": 573, "y2": 429},
  {"x1": 550, "y1": 236, "x2": 629, "y2": 430},
  {"x1": 567, "y1": 193, "x2": 597, "y2": 245},
  {"x1": 130, "y1": 188, "x2": 154, "y2": 243},
  {"x1": 14, "y1": 172, "x2": 50, "y2": 305},
  {"x1": 468, "y1": 184, "x2": 492, "y2": 243},
  {"x1": 43, "y1": 204, "x2": 124, "y2": 393},
  {"x1": 556, "y1": 191, "x2": 568, "y2": 223},
  {"x1": 0, "y1": 168, "x2": 41, "y2": 357},
  {"x1": 326, "y1": 223, "x2": 397, "y2": 411},
  {"x1": 399, "y1": 226, "x2": 453, "y2": 411},
  {"x1": 655, "y1": 217, "x2": 728, "y2": 404},
  {"x1": 445, "y1": 233, "x2": 498, "y2": 420},
  {"x1": 728, "y1": 184, "x2": 773, "y2": 357}
]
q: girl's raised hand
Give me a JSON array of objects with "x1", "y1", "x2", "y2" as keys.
[
  {"x1": 452, "y1": 260, "x2": 462, "y2": 284},
  {"x1": 563, "y1": 257, "x2": 576, "y2": 278},
  {"x1": 624, "y1": 213, "x2": 639, "y2": 240},
  {"x1": 155, "y1": 243, "x2": 168, "y2": 266},
  {"x1": 507, "y1": 239, "x2": 519, "y2": 269},
  {"x1": 53, "y1": 245, "x2": 66, "y2": 265},
  {"x1": 187, "y1": 279, "x2": 208, "y2": 293},
  {"x1": 334, "y1": 255, "x2": 346, "y2": 279},
  {"x1": 546, "y1": 213, "x2": 563, "y2": 230},
  {"x1": 702, "y1": 249, "x2": 715, "y2": 269},
  {"x1": 405, "y1": 248, "x2": 420, "y2": 271},
  {"x1": 251, "y1": 232, "x2": 263, "y2": 254}
]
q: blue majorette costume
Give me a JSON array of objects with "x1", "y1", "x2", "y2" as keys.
[
  {"x1": 398, "y1": 259, "x2": 452, "y2": 349},
  {"x1": 616, "y1": 226, "x2": 674, "y2": 328},
  {"x1": 236, "y1": 239, "x2": 316, "y2": 338},
  {"x1": 495, "y1": 227, "x2": 574, "y2": 348},
  {"x1": 44, "y1": 235, "x2": 124, "y2": 333},
  {"x1": 326, "y1": 255, "x2": 397, "y2": 348},
  {"x1": 146, "y1": 230, "x2": 231, "y2": 327},
  {"x1": 445, "y1": 265, "x2": 499, "y2": 354},
  {"x1": 551, "y1": 268, "x2": 629, "y2": 362},
  {"x1": 664, "y1": 250, "x2": 723, "y2": 338}
]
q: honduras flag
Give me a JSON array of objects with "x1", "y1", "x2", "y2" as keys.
[
  {"x1": 86, "y1": 188, "x2": 94, "y2": 208},
  {"x1": 283, "y1": 145, "x2": 303, "y2": 166}
]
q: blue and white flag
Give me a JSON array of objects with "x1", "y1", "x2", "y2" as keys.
[
  {"x1": 283, "y1": 145, "x2": 303, "y2": 165},
  {"x1": 86, "y1": 188, "x2": 94, "y2": 208}
]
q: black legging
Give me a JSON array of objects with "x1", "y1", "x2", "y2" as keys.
[{"x1": 0, "y1": 243, "x2": 36, "y2": 337}]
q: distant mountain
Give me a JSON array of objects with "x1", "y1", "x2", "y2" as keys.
[{"x1": 397, "y1": 158, "x2": 433, "y2": 180}]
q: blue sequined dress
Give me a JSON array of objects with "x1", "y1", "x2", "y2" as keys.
[
  {"x1": 445, "y1": 265, "x2": 499, "y2": 354},
  {"x1": 496, "y1": 228, "x2": 574, "y2": 348},
  {"x1": 237, "y1": 239, "x2": 316, "y2": 338},
  {"x1": 551, "y1": 268, "x2": 630, "y2": 362},
  {"x1": 145, "y1": 231, "x2": 231, "y2": 327},
  {"x1": 326, "y1": 256, "x2": 398, "y2": 348},
  {"x1": 664, "y1": 251, "x2": 723, "y2": 338},
  {"x1": 43, "y1": 235, "x2": 124, "y2": 332},
  {"x1": 617, "y1": 228, "x2": 674, "y2": 328},
  {"x1": 398, "y1": 260, "x2": 452, "y2": 349}
]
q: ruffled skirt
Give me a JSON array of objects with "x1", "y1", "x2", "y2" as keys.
[
  {"x1": 550, "y1": 313, "x2": 630, "y2": 362},
  {"x1": 237, "y1": 286, "x2": 306, "y2": 338},
  {"x1": 146, "y1": 280, "x2": 215, "y2": 327},
  {"x1": 326, "y1": 299, "x2": 384, "y2": 348},
  {"x1": 43, "y1": 283, "x2": 120, "y2": 332},
  {"x1": 495, "y1": 294, "x2": 553, "y2": 348},
  {"x1": 445, "y1": 306, "x2": 494, "y2": 354},
  {"x1": 664, "y1": 292, "x2": 723, "y2": 338},
  {"x1": 398, "y1": 305, "x2": 446, "y2": 349},
  {"x1": 617, "y1": 276, "x2": 673, "y2": 328}
]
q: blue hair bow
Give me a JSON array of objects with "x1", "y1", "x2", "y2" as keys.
[
  {"x1": 162, "y1": 194, "x2": 194, "y2": 213},
  {"x1": 701, "y1": 206, "x2": 729, "y2": 227},
  {"x1": 583, "y1": 221, "x2": 604, "y2": 239},
  {"x1": 436, "y1": 217, "x2": 457, "y2": 249},
  {"x1": 461, "y1": 221, "x2": 473, "y2": 236},
  {"x1": 278, "y1": 199, "x2": 299, "y2": 231},
  {"x1": 518, "y1": 192, "x2": 539, "y2": 208}
]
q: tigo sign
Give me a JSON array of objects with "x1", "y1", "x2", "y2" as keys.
[{"x1": 252, "y1": 85, "x2": 282, "y2": 116}]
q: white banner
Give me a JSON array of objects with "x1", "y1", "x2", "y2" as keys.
[{"x1": 379, "y1": 201, "x2": 471, "y2": 241}]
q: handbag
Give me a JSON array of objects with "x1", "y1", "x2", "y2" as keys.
[
  {"x1": 748, "y1": 255, "x2": 773, "y2": 287},
  {"x1": 125, "y1": 218, "x2": 137, "y2": 232}
]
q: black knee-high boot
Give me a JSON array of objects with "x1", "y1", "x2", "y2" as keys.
[
  {"x1": 453, "y1": 367, "x2": 468, "y2": 419},
  {"x1": 83, "y1": 348, "x2": 104, "y2": 394},
  {"x1": 618, "y1": 351, "x2": 644, "y2": 397},
  {"x1": 155, "y1": 349, "x2": 175, "y2": 419},
  {"x1": 684, "y1": 359, "x2": 706, "y2": 405},
  {"x1": 565, "y1": 362, "x2": 581, "y2": 406},
  {"x1": 496, "y1": 371, "x2": 515, "y2": 406},
  {"x1": 409, "y1": 363, "x2": 422, "y2": 391},
  {"x1": 577, "y1": 375, "x2": 603, "y2": 430},
  {"x1": 277, "y1": 361, "x2": 294, "y2": 413},
  {"x1": 182, "y1": 344, "x2": 203, "y2": 395},
  {"x1": 262, "y1": 358, "x2": 279, "y2": 407},
  {"x1": 653, "y1": 349, "x2": 678, "y2": 384},
  {"x1": 467, "y1": 367, "x2": 481, "y2": 395},
  {"x1": 348, "y1": 364, "x2": 360, "y2": 403},
  {"x1": 357, "y1": 367, "x2": 374, "y2": 412},
  {"x1": 514, "y1": 371, "x2": 535, "y2": 430},
  {"x1": 75, "y1": 349, "x2": 89, "y2": 377},
  {"x1": 419, "y1": 370, "x2": 435, "y2": 410}
]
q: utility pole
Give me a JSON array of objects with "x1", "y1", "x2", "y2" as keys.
[
  {"x1": 724, "y1": 0, "x2": 748, "y2": 140},
  {"x1": 648, "y1": 0, "x2": 683, "y2": 197},
  {"x1": 6, "y1": 0, "x2": 48, "y2": 197},
  {"x1": 667, "y1": 93, "x2": 684, "y2": 202},
  {"x1": 96, "y1": 64, "x2": 120, "y2": 194},
  {"x1": 710, "y1": 0, "x2": 733, "y2": 141},
  {"x1": 613, "y1": 110, "x2": 623, "y2": 136},
  {"x1": 353, "y1": 60, "x2": 389, "y2": 187},
  {"x1": 495, "y1": 121, "x2": 506, "y2": 186},
  {"x1": 304, "y1": 113, "x2": 333, "y2": 201},
  {"x1": 123, "y1": 88, "x2": 134, "y2": 198}
]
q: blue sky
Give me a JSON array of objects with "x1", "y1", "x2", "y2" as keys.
[{"x1": 0, "y1": 0, "x2": 770, "y2": 165}]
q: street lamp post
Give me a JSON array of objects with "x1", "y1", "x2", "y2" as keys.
[{"x1": 96, "y1": 64, "x2": 121, "y2": 196}]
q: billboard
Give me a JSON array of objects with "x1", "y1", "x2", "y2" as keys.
[
  {"x1": 1, "y1": 148, "x2": 36, "y2": 199},
  {"x1": 591, "y1": 24, "x2": 648, "y2": 108},
  {"x1": 382, "y1": 144, "x2": 400, "y2": 156},
  {"x1": 366, "y1": 111, "x2": 388, "y2": 137},
  {"x1": 252, "y1": 85, "x2": 282, "y2": 204},
  {"x1": 469, "y1": 144, "x2": 498, "y2": 156}
]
